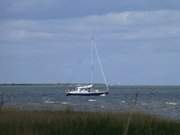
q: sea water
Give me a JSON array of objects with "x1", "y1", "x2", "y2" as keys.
[{"x1": 0, "y1": 84, "x2": 180, "y2": 119}]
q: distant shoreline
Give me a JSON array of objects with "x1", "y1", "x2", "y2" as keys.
[{"x1": 0, "y1": 83, "x2": 180, "y2": 87}]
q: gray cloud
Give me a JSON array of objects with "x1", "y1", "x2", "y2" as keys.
[
  {"x1": 1, "y1": 1, "x2": 180, "y2": 84},
  {"x1": 1, "y1": 10, "x2": 180, "y2": 45},
  {"x1": 1, "y1": 0, "x2": 180, "y2": 19}
]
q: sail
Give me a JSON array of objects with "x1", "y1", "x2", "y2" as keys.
[{"x1": 91, "y1": 38, "x2": 109, "y2": 91}]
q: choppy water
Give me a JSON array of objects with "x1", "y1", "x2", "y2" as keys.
[{"x1": 0, "y1": 84, "x2": 180, "y2": 119}]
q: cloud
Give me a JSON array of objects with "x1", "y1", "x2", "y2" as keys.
[
  {"x1": 1, "y1": 9, "x2": 180, "y2": 84},
  {"x1": 1, "y1": 0, "x2": 180, "y2": 19},
  {"x1": 1, "y1": 10, "x2": 180, "y2": 44}
]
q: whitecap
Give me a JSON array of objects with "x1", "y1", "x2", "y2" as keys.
[
  {"x1": 88, "y1": 99, "x2": 96, "y2": 102},
  {"x1": 61, "y1": 101, "x2": 69, "y2": 105},
  {"x1": 121, "y1": 100, "x2": 126, "y2": 103},
  {"x1": 100, "y1": 105, "x2": 105, "y2": 108},
  {"x1": 100, "y1": 94, "x2": 106, "y2": 97},
  {"x1": 141, "y1": 102, "x2": 148, "y2": 106},
  {"x1": 165, "y1": 102, "x2": 177, "y2": 106},
  {"x1": 44, "y1": 100, "x2": 55, "y2": 104}
]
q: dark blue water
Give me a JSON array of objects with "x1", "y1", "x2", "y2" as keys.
[{"x1": 0, "y1": 84, "x2": 180, "y2": 119}]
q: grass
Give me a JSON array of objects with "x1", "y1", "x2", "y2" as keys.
[{"x1": 0, "y1": 109, "x2": 180, "y2": 135}]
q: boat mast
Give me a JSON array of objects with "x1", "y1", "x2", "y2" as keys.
[
  {"x1": 90, "y1": 37, "x2": 94, "y2": 85},
  {"x1": 92, "y1": 38, "x2": 109, "y2": 91}
]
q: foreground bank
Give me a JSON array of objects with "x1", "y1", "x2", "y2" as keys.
[{"x1": 0, "y1": 109, "x2": 180, "y2": 135}]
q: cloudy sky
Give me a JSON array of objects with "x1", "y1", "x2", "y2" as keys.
[{"x1": 0, "y1": 0, "x2": 180, "y2": 85}]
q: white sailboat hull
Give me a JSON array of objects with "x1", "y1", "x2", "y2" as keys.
[{"x1": 66, "y1": 90, "x2": 109, "y2": 96}]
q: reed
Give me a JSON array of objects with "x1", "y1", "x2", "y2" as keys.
[{"x1": 0, "y1": 109, "x2": 179, "y2": 135}]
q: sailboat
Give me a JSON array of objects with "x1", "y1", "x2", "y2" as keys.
[{"x1": 66, "y1": 38, "x2": 109, "y2": 96}]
